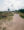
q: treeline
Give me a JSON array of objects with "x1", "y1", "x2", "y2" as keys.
[
  {"x1": 14, "y1": 9, "x2": 24, "y2": 13},
  {"x1": 19, "y1": 9, "x2": 24, "y2": 13}
]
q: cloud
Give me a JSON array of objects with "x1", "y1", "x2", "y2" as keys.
[
  {"x1": 0, "y1": 0, "x2": 8, "y2": 11},
  {"x1": 0, "y1": 0, "x2": 24, "y2": 11},
  {"x1": 8, "y1": 0, "x2": 24, "y2": 11}
]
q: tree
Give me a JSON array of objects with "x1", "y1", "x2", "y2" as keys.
[
  {"x1": 8, "y1": 8, "x2": 10, "y2": 12},
  {"x1": 19, "y1": 9, "x2": 24, "y2": 13}
]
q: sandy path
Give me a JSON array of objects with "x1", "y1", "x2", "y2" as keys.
[{"x1": 13, "y1": 14, "x2": 24, "y2": 23}]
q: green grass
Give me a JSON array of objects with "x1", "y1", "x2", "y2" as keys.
[
  {"x1": 0, "y1": 12, "x2": 14, "y2": 21},
  {"x1": 20, "y1": 16, "x2": 24, "y2": 18},
  {"x1": 19, "y1": 12, "x2": 24, "y2": 18}
]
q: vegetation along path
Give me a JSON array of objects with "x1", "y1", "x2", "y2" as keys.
[{"x1": 0, "y1": 14, "x2": 24, "y2": 30}]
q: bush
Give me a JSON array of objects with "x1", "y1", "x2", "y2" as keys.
[
  {"x1": 20, "y1": 15, "x2": 24, "y2": 18},
  {"x1": 3, "y1": 27, "x2": 6, "y2": 30},
  {"x1": 19, "y1": 9, "x2": 24, "y2": 18},
  {"x1": 19, "y1": 12, "x2": 24, "y2": 18}
]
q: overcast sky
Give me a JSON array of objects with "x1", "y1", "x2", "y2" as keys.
[{"x1": 0, "y1": 0, "x2": 24, "y2": 11}]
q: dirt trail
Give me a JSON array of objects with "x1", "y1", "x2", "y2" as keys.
[
  {"x1": 8, "y1": 14, "x2": 24, "y2": 30},
  {"x1": 13, "y1": 14, "x2": 24, "y2": 23},
  {"x1": 0, "y1": 14, "x2": 24, "y2": 30},
  {"x1": 7, "y1": 14, "x2": 24, "y2": 30},
  {"x1": 12, "y1": 14, "x2": 24, "y2": 30}
]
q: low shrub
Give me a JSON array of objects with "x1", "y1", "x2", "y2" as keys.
[
  {"x1": 19, "y1": 13, "x2": 24, "y2": 18},
  {"x1": 3, "y1": 27, "x2": 6, "y2": 30}
]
